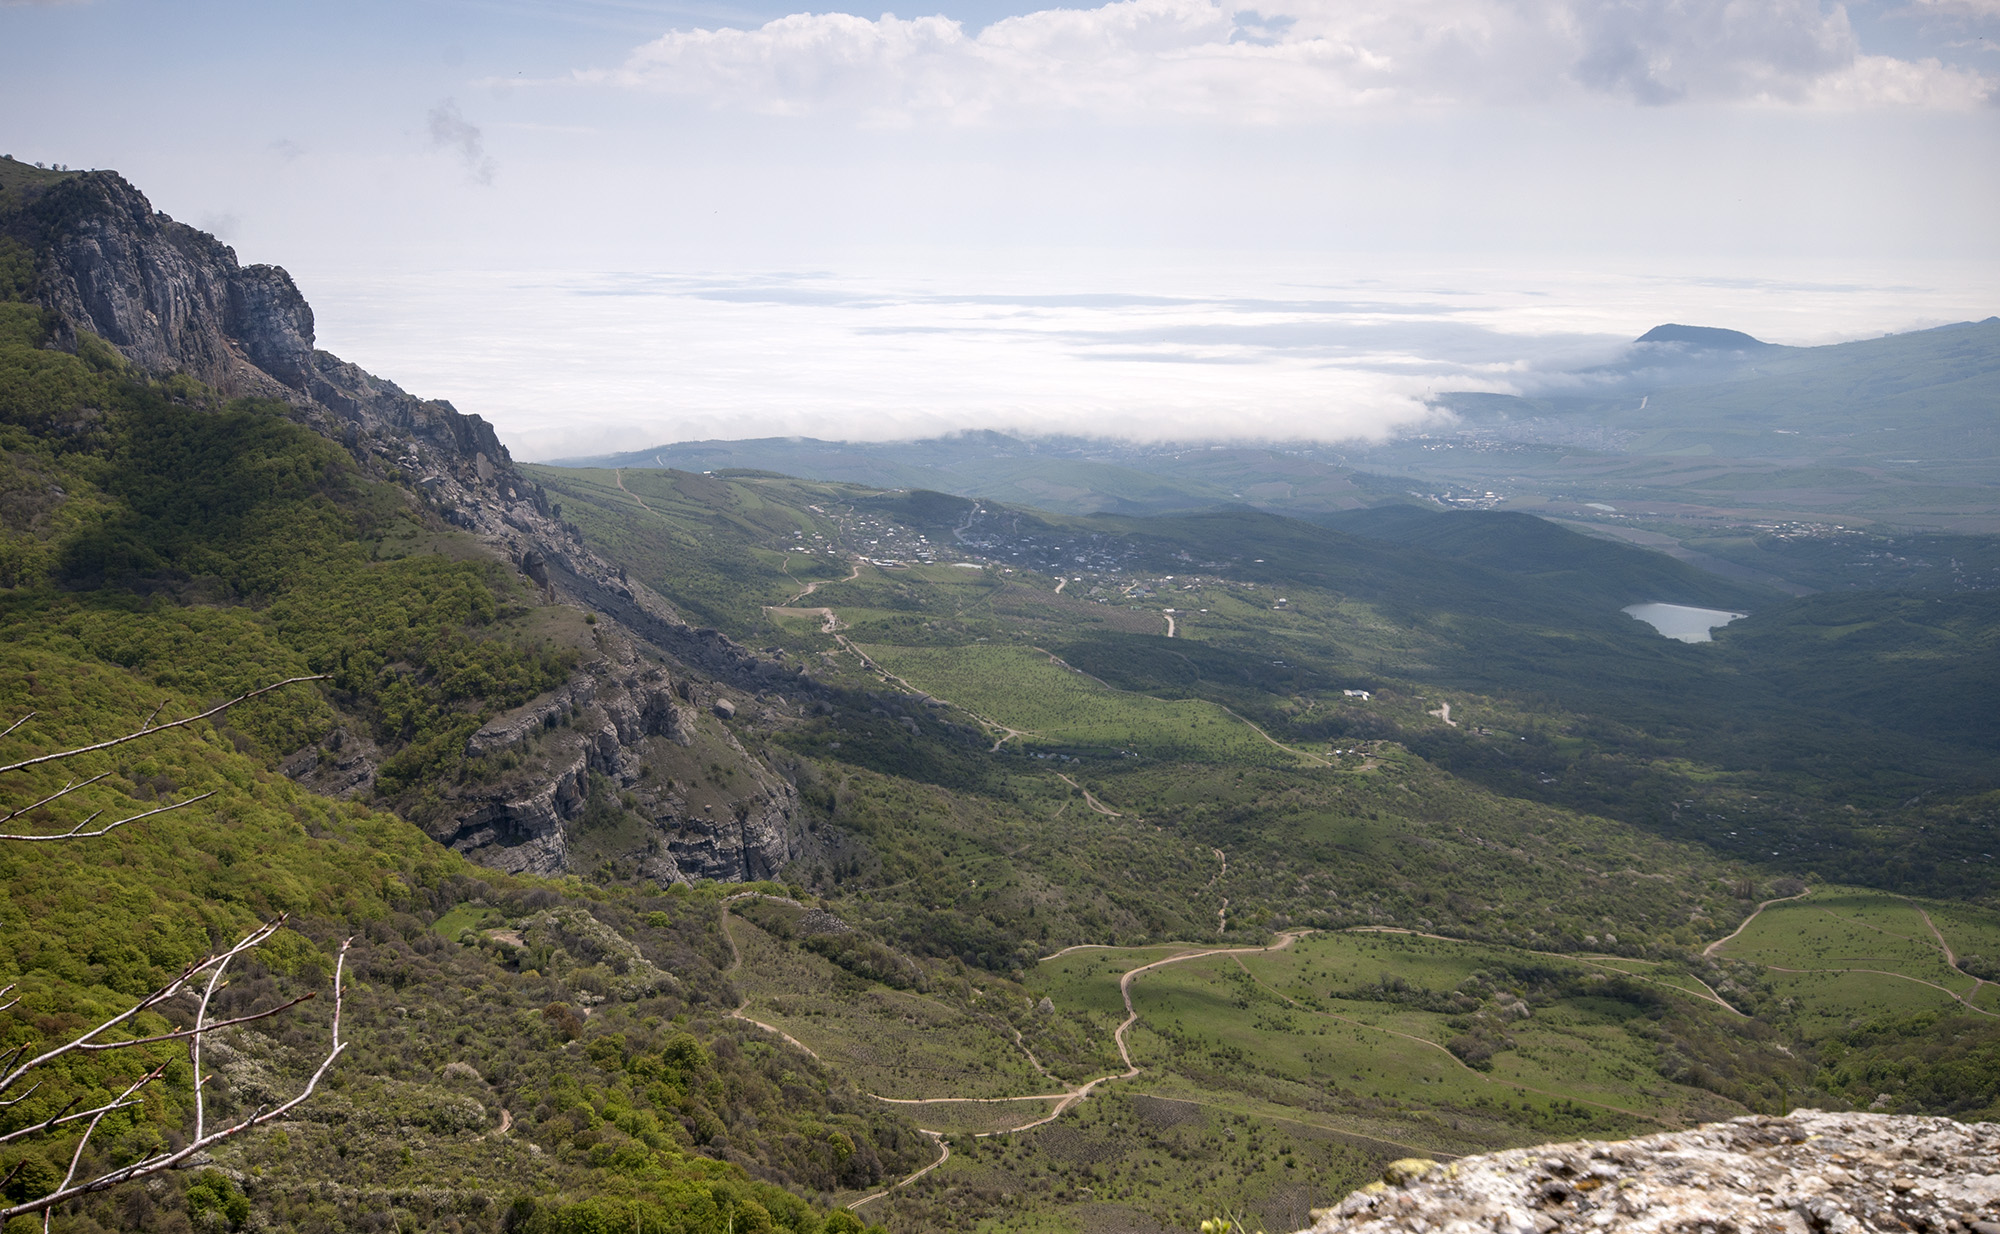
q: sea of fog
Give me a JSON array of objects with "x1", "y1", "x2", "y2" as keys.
[{"x1": 299, "y1": 255, "x2": 1997, "y2": 461}]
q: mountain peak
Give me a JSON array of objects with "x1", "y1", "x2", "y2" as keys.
[{"x1": 1634, "y1": 323, "x2": 1771, "y2": 349}]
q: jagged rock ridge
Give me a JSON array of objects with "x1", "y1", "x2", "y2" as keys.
[
  {"x1": 1297, "y1": 1111, "x2": 2000, "y2": 1234},
  {"x1": 13, "y1": 169, "x2": 509, "y2": 464},
  {"x1": 10, "y1": 164, "x2": 812, "y2": 882}
]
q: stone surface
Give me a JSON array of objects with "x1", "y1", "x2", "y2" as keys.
[
  {"x1": 431, "y1": 633, "x2": 795, "y2": 881},
  {"x1": 1296, "y1": 1111, "x2": 2000, "y2": 1234},
  {"x1": 18, "y1": 171, "x2": 509, "y2": 465}
]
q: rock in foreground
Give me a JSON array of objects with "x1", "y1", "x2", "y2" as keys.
[{"x1": 1297, "y1": 1111, "x2": 2000, "y2": 1234}]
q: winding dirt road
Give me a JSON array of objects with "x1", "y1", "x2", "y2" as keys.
[
  {"x1": 1907, "y1": 898, "x2": 1995, "y2": 1004},
  {"x1": 1703, "y1": 888, "x2": 1812, "y2": 957},
  {"x1": 1699, "y1": 889, "x2": 1995, "y2": 1017},
  {"x1": 793, "y1": 931, "x2": 1320, "y2": 1211},
  {"x1": 1054, "y1": 773, "x2": 1123, "y2": 818},
  {"x1": 1218, "y1": 705, "x2": 1331, "y2": 767},
  {"x1": 960, "y1": 932, "x2": 1318, "y2": 1138},
  {"x1": 718, "y1": 896, "x2": 828, "y2": 1060},
  {"x1": 612, "y1": 469, "x2": 654, "y2": 513},
  {"x1": 1348, "y1": 925, "x2": 1746, "y2": 1018},
  {"x1": 782, "y1": 558, "x2": 862, "y2": 606}
]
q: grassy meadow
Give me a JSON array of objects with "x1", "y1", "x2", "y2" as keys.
[{"x1": 858, "y1": 643, "x2": 1293, "y2": 763}]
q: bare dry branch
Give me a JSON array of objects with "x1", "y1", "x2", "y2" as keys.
[
  {"x1": 0, "y1": 675, "x2": 328, "y2": 777},
  {"x1": 0, "y1": 939, "x2": 352, "y2": 1220},
  {"x1": 192, "y1": 943, "x2": 233, "y2": 1140},
  {"x1": 0, "y1": 1096, "x2": 84, "y2": 1146},
  {"x1": 75, "y1": 993, "x2": 316, "y2": 1053},
  {"x1": 0, "y1": 680, "x2": 347, "y2": 1223},
  {"x1": 0, "y1": 773, "x2": 107, "y2": 827},
  {"x1": 0, "y1": 791, "x2": 217, "y2": 843},
  {"x1": 0, "y1": 918, "x2": 287, "y2": 1099},
  {"x1": 0, "y1": 1087, "x2": 148, "y2": 1146},
  {"x1": 48, "y1": 1067, "x2": 166, "y2": 1234}
]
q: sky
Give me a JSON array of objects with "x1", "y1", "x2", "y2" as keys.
[{"x1": 3, "y1": 0, "x2": 1997, "y2": 458}]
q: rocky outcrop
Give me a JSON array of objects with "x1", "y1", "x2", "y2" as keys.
[
  {"x1": 659, "y1": 775, "x2": 798, "y2": 884},
  {"x1": 11, "y1": 170, "x2": 510, "y2": 468},
  {"x1": 461, "y1": 664, "x2": 691, "y2": 766},
  {"x1": 9, "y1": 164, "x2": 818, "y2": 887},
  {"x1": 422, "y1": 632, "x2": 796, "y2": 881},
  {"x1": 280, "y1": 725, "x2": 381, "y2": 800},
  {"x1": 1296, "y1": 1111, "x2": 2000, "y2": 1234}
]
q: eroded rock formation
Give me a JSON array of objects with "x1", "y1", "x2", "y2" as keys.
[
  {"x1": 17, "y1": 170, "x2": 508, "y2": 463},
  {"x1": 430, "y1": 635, "x2": 798, "y2": 881},
  {"x1": 15, "y1": 166, "x2": 816, "y2": 885},
  {"x1": 1296, "y1": 1111, "x2": 2000, "y2": 1234}
]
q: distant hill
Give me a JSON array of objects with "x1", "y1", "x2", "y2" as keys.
[
  {"x1": 568, "y1": 317, "x2": 2000, "y2": 584},
  {"x1": 562, "y1": 433, "x2": 1356, "y2": 518},
  {"x1": 1634, "y1": 323, "x2": 1772, "y2": 350}
]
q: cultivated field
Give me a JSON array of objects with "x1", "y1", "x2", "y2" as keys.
[{"x1": 858, "y1": 642, "x2": 1295, "y2": 763}]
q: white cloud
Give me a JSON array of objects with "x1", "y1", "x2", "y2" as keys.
[
  {"x1": 1809, "y1": 53, "x2": 1997, "y2": 106},
  {"x1": 577, "y1": 0, "x2": 1995, "y2": 119},
  {"x1": 428, "y1": 99, "x2": 497, "y2": 184},
  {"x1": 1905, "y1": 0, "x2": 2000, "y2": 19},
  {"x1": 298, "y1": 257, "x2": 2000, "y2": 460}
]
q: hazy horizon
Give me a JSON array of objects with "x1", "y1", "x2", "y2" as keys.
[
  {"x1": 299, "y1": 256, "x2": 1997, "y2": 460},
  {"x1": 6, "y1": 0, "x2": 1996, "y2": 459}
]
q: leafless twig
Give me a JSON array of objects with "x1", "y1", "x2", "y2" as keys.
[
  {"x1": 0, "y1": 1091, "x2": 147, "y2": 1146},
  {"x1": 0, "y1": 791, "x2": 218, "y2": 843},
  {"x1": 0, "y1": 772, "x2": 110, "y2": 826},
  {"x1": 0, "y1": 677, "x2": 347, "y2": 1222},
  {"x1": 0, "y1": 919, "x2": 287, "y2": 1099},
  {"x1": 0, "y1": 675, "x2": 329, "y2": 777},
  {"x1": 0, "y1": 937, "x2": 352, "y2": 1221}
]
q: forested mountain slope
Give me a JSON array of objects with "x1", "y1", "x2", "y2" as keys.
[{"x1": 4, "y1": 156, "x2": 1998, "y2": 1234}]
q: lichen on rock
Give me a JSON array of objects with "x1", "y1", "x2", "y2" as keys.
[{"x1": 1296, "y1": 1111, "x2": 2000, "y2": 1234}]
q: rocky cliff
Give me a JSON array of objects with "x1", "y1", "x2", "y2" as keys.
[
  {"x1": 1296, "y1": 1111, "x2": 2000, "y2": 1234},
  {"x1": 9, "y1": 166, "x2": 508, "y2": 464},
  {"x1": 5, "y1": 157, "x2": 810, "y2": 882}
]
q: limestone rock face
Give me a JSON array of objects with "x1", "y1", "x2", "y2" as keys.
[
  {"x1": 663, "y1": 778, "x2": 799, "y2": 884},
  {"x1": 13, "y1": 165, "x2": 820, "y2": 890},
  {"x1": 421, "y1": 633, "x2": 797, "y2": 881},
  {"x1": 280, "y1": 725, "x2": 380, "y2": 801},
  {"x1": 1295, "y1": 1111, "x2": 2000, "y2": 1234},
  {"x1": 19, "y1": 170, "x2": 508, "y2": 465}
]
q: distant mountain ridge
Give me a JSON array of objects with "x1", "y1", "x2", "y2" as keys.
[
  {"x1": 564, "y1": 314, "x2": 2000, "y2": 569},
  {"x1": 1633, "y1": 323, "x2": 1772, "y2": 350}
]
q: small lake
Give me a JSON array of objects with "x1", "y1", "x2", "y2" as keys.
[{"x1": 1623, "y1": 602, "x2": 1748, "y2": 643}]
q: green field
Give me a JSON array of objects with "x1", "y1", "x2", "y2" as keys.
[
  {"x1": 776, "y1": 926, "x2": 1771, "y2": 1231},
  {"x1": 517, "y1": 462, "x2": 2000, "y2": 1232},
  {"x1": 858, "y1": 643, "x2": 1298, "y2": 763},
  {"x1": 723, "y1": 909, "x2": 1086, "y2": 1100},
  {"x1": 1712, "y1": 888, "x2": 2000, "y2": 1026}
]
